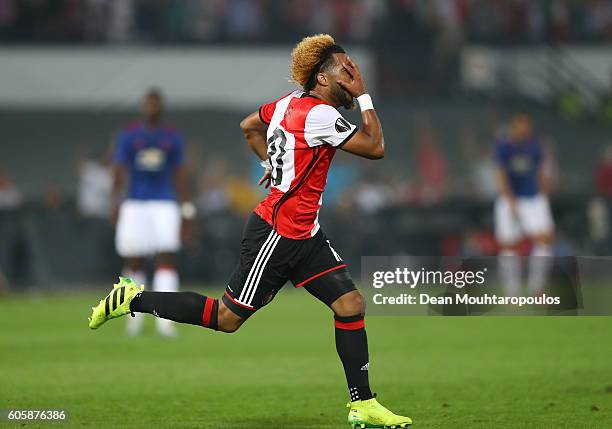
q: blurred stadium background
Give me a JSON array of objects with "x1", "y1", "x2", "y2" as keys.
[
  {"x1": 2, "y1": 2, "x2": 612, "y2": 429},
  {"x1": 2, "y1": 0, "x2": 612, "y2": 290}
]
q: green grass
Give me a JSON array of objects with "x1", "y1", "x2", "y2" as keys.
[{"x1": 1, "y1": 287, "x2": 611, "y2": 429}]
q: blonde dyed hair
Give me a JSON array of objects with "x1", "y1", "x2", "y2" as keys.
[{"x1": 290, "y1": 34, "x2": 338, "y2": 89}]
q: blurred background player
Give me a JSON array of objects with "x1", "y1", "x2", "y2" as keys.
[
  {"x1": 495, "y1": 113, "x2": 555, "y2": 297},
  {"x1": 111, "y1": 88, "x2": 194, "y2": 337}
]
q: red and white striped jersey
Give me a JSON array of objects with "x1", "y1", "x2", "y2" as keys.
[{"x1": 254, "y1": 90, "x2": 357, "y2": 240}]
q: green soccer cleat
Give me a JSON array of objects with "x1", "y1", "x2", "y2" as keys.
[
  {"x1": 88, "y1": 277, "x2": 143, "y2": 330},
  {"x1": 347, "y1": 397, "x2": 412, "y2": 428}
]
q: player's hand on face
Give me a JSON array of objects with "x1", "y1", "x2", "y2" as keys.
[
  {"x1": 259, "y1": 169, "x2": 272, "y2": 188},
  {"x1": 337, "y1": 57, "x2": 367, "y2": 98}
]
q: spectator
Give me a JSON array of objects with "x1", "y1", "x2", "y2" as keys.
[
  {"x1": 0, "y1": 170, "x2": 23, "y2": 210},
  {"x1": 351, "y1": 166, "x2": 394, "y2": 214},
  {"x1": 591, "y1": 0, "x2": 612, "y2": 41},
  {"x1": 587, "y1": 197, "x2": 609, "y2": 250},
  {"x1": 42, "y1": 181, "x2": 66, "y2": 210},
  {"x1": 353, "y1": 180, "x2": 391, "y2": 214},
  {"x1": 225, "y1": 0, "x2": 267, "y2": 40},
  {"x1": 325, "y1": 155, "x2": 360, "y2": 204},
  {"x1": 462, "y1": 127, "x2": 497, "y2": 200},
  {"x1": 76, "y1": 149, "x2": 113, "y2": 219},
  {"x1": 106, "y1": 0, "x2": 133, "y2": 42},
  {"x1": 3, "y1": 0, "x2": 612, "y2": 45},
  {"x1": 225, "y1": 172, "x2": 260, "y2": 217},
  {"x1": 0, "y1": 0, "x2": 16, "y2": 39},
  {"x1": 414, "y1": 119, "x2": 448, "y2": 204},
  {"x1": 549, "y1": 0, "x2": 572, "y2": 43},
  {"x1": 540, "y1": 136, "x2": 560, "y2": 194},
  {"x1": 196, "y1": 155, "x2": 230, "y2": 215},
  {"x1": 473, "y1": 153, "x2": 497, "y2": 200},
  {"x1": 595, "y1": 144, "x2": 612, "y2": 197},
  {"x1": 429, "y1": 0, "x2": 464, "y2": 91}
]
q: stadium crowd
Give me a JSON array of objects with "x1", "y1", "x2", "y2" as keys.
[
  {"x1": 1, "y1": 0, "x2": 612, "y2": 45},
  {"x1": 0, "y1": 113, "x2": 608, "y2": 218}
]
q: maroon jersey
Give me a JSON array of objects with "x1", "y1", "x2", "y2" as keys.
[{"x1": 254, "y1": 90, "x2": 357, "y2": 239}]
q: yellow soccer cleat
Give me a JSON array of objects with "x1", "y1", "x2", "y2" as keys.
[
  {"x1": 88, "y1": 277, "x2": 143, "y2": 330},
  {"x1": 347, "y1": 397, "x2": 412, "y2": 428}
]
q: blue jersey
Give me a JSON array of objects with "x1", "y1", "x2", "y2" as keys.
[
  {"x1": 495, "y1": 139, "x2": 542, "y2": 197},
  {"x1": 114, "y1": 123, "x2": 184, "y2": 201}
]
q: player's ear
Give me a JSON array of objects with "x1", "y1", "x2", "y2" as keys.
[{"x1": 316, "y1": 72, "x2": 329, "y2": 87}]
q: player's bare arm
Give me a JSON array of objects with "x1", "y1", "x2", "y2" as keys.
[
  {"x1": 240, "y1": 111, "x2": 272, "y2": 187},
  {"x1": 496, "y1": 166, "x2": 513, "y2": 197},
  {"x1": 337, "y1": 58, "x2": 384, "y2": 160},
  {"x1": 110, "y1": 164, "x2": 127, "y2": 224},
  {"x1": 172, "y1": 165, "x2": 189, "y2": 204},
  {"x1": 240, "y1": 112, "x2": 268, "y2": 161},
  {"x1": 496, "y1": 166, "x2": 518, "y2": 214},
  {"x1": 172, "y1": 165, "x2": 195, "y2": 240},
  {"x1": 537, "y1": 164, "x2": 549, "y2": 195}
]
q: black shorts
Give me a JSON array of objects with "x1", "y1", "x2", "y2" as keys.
[{"x1": 223, "y1": 212, "x2": 356, "y2": 318}]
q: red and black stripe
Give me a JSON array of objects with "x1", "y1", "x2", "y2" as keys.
[
  {"x1": 334, "y1": 314, "x2": 365, "y2": 330},
  {"x1": 201, "y1": 297, "x2": 219, "y2": 330}
]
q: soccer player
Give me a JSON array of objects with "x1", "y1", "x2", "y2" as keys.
[
  {"x1": 110, "y1": 88, "x2": 194, "y2": 337},
  {"x1": 495, "y1": 113, "x2": 555, "y2": 297},
  {"x1": 91, "y1": 35, "x2": 412, "y2": 428}
]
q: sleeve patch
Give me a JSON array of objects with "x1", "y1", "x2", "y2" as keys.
[{"x1": 335, "y1": 117, "x2": 351, "y2": 133}]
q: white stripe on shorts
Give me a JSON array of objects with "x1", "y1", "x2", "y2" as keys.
[
  {"x1": 242, "y1": 233, "x2": 282, "y2": 306},
  {"x1": 237, "y1": 230, "x2": 278, "y2": 304}
]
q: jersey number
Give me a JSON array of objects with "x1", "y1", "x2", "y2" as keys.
[{"x1": 267, "y1": 128, "x2": 287, "y2": 186}]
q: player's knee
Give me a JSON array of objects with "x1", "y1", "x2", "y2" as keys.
[
  {"x1": 332, "y1": 291, "x2": 366, "y2": 318},
  {"x1": 218, "y1": 322, "x2": 240, "y2": 334},
  {"x1": 216, "y1": 304, "x2": 244, "y2": 334}
]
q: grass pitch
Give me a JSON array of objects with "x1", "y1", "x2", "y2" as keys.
[{"x1": 1, "y1": 287, "x2": 611, "y2": 429}]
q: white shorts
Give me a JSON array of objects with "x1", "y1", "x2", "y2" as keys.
[
  {"x1": 494, "y1": 194, "x2": 554, "y2": 244},
  {"x1": 115, "y1": 200, "x2": 181, "y2": 257}
]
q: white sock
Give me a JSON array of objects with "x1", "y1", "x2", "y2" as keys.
[
  {"x1": 124, "y1": 269, "x2": 146, "y2": 336},
  {"x1": 528, "y1": 244, "x2": 553, "y2": 295},
  {"x1": 499, "y1": 250, "x2": 521, "y2": 297},
  {"x1": 153, "y1": 266, "x2": 179, "y2": 336}
]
